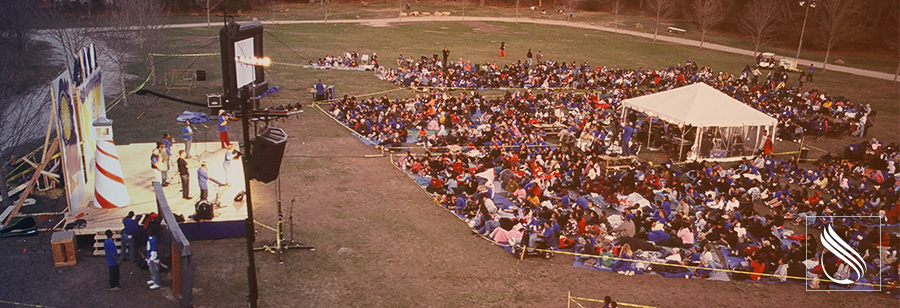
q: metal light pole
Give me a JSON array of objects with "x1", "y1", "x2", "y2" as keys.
[{"x1": 794, "y1": 0, "x2": 816, "y2": 64}]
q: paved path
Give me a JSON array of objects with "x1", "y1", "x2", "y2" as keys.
[{"x1": 152, "y1": 15, "x2": 898, "y2": 81}]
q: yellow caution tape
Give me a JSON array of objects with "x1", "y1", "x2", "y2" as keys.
[
  {"x1": 532, "y1": 246, "x2": 892, "y2": 288},
  {"x1": 0, "y1": 300, "x2": 59, "y2": 308},
  {"x1": 151, "y1": 53, "x2": 220, "y2": 57},
  {"x1": 569, "y1": 295, "x2": 657, "y2": 308}
]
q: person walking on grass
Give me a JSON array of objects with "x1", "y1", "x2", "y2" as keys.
[
  {"x1": 808, "y1": 64, "x2": 814, "y2": 82},
  {"x1": 498, "y1": 42, "x2": 506, "y2": 57},
  {"x1": 104, "y1": 229, "x2": 121, "y2": 291}
]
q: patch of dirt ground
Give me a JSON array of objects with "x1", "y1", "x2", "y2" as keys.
[
  {"x1": 2, "y1": 106, "x2": 899, "y2": 308},
  {"x1": 460, "y1": 21, "x2": 509, "y2": 33}
]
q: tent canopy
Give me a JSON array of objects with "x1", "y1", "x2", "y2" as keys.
[{"x1": 621, "y1": 83, "x2": 777, "y2": 127}]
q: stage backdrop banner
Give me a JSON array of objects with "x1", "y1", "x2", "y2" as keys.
[
  {"x1": 76, "y1": 68, "x2": 105, "y2": 185},
  {"x1": 52, "y1": 72, "x2": 86, "y2": 213}
]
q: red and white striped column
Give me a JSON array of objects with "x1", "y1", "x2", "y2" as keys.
[{"x1": 93, "y1": 140, "x2": 130, "y2": 208}]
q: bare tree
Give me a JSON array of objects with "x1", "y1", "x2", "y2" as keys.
[
  {"x1": 816, "y1": 0, "x2": 863, "y2": 71},
  {"x1": 891, "y1": 1, "x2": 900, "y2": 81},
  {"x1": 322, "y1": 0, "x2": 338, "y2": 23},
  {"x1": 0, "y1": 1, "x2": 39, "y2": 54},
  {"x1": 689, "y1": 0, "x2": 724, "y2": 48},
  {"x1": 94, "y1": 0, "x2": 163, "y2": 107},
  {"x1": 645, "y1": 0, "x2": 675, "y2": 41},
  {"x1": 740, "y1": 0, "x2": 782, "y2": 56},
  {"x1": 613, "y1": 0, "x2": 623, "y2": 33},
  {"x1": 200, "y1": 0, "x2": 225, "y2": 27},
  {"x1": 41, "y1": 24, "x2": 98, "y2": 71}
]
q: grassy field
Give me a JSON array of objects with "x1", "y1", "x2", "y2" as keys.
[
  {"x1": 112, "y1": 20, "x2": 899, "y2": 156},
  {"x1": 150, "y1": 1, "x2": 900, "y2": 75}
]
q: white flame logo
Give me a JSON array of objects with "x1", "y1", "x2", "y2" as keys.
[{"x1": 820, "y1": 223, "x2": 867, "y2": 284}]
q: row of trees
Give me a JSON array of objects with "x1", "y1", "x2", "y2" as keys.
[
  {"x1": 642, "y1": 0, "x2": 883, "y2": 71},
  {"x1": 0, "y1": 0, "x2": 167, "y2": 161}
]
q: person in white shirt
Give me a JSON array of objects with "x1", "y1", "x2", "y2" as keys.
[{"x1": 725, "y1": 196, "x2": 740, "y2": 213}]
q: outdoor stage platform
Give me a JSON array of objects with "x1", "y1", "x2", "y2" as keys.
[{"x1": 72, "y1": 141, "x2": 247, "y2": 240}]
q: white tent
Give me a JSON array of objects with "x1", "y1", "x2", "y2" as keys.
[{"x1": 622, "y1": 83, "x2": 777, "y2": 161}]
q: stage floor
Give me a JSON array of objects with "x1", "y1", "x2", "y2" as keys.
[{"x1": 73, "y1": 141, "x2": 247, "y2": 236}]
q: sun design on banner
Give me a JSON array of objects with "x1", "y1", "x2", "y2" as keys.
[
  {"x1": 820, "y1": 223, "x2": 868, "y2": 284},
  {"x1": 59, "y1": 88, "x2": 73, "y2": 142}
]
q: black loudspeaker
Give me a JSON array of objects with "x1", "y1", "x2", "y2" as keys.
[
  {"x1": 207, "y1": 94, "x2": 222, "y2": 108},
  {"x1": 196, "y1": 70, "x2": 207, "y2": 81},
  {"x1": 250, "y1": 128, "x2": 288, "y2": 183},
  {"x1": 195, "y1": 201, "x2": 213, "y2": 220}
]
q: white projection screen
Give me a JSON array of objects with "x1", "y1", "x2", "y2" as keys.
[{"x1": 234, "y1": 38, "x2": 256, "y2": 89}]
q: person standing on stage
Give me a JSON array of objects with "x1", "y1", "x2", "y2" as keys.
[
  {"x1": 150, "y1": 143, "x2": 169, "y2": 186},
  {"x1": 182, "y1": 121, "x2": 193, "y2": 159},
  {"x1": 120, "y1": 212, "x2": 140, "y2": 263},
  {"x1": 156, "y1": 142, "x2": 170, "y2": 186},
  {"x1": 198, "y1": 161, "x2": 209, "y2": 202},
  {"x1": 177, "y1": 150, "x2": 191, "y2": 199},
  {"x1": 223, "y1": 144, "x2": 234, "y2": 186},
  {"x1": 161, "y1": 133, "x2": 174, "y2": 176},
  {"x1": 104, "y1": 229, "x2": 121, "y2": 290},
  {"x1": 217, "y1": 110, "x2": 230, "y2": 149},
  {"x1": 146, "y1": 228, "x2": 162, "y2": 290}
]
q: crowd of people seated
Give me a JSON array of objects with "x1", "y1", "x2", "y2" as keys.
[
  {"x1": 329, "y1": 55, "x2": 900, "y2": 292},
  {"x1": 307, "y1": 51, "x2": 375, "y2": 69}
]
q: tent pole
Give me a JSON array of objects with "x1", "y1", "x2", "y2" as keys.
[
  {"x1": 756, "y1": 127, "x2": 762, "y2": 154},
  {"x1": 647, "y1": 116, "x2": 653, "y2": 149},
  {"x1": 679, "y1": 126, "x2": 686, "y2": 161}
]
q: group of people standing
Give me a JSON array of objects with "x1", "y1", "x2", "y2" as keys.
[
  {"x1": 152, "y1": 111, "x2": 235, "y2": 202},
  {"x1": 103, "y1": 211, "x2": 162, "y2": 290},
  {"x1": 108, "y1": 110, "x2": 237, "y2": 290}
]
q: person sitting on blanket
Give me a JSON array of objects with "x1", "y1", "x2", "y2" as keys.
[
  {"x1": 575, "y1": 236, "x2": 598, "y2": 263},
  {"x1": 613, "y1": 213, "x2": 636, "y2": 239},
  {"x1": 490, "y1": 218, "x2": 522, "y2": 245},
  {"x1": 612, "y1": 243, "x2": 636, "y2": 276},
  {"x1": 700, "y1": 245, "x2": 723, "y2": 269},
  {"x1": 595, "y1": 246, "x2": 615, "y2": 269},
  {"x1": 528, "y1": 220, "x2": 560, "y2": 251}
]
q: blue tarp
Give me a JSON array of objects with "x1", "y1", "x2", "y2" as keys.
[{"x1": 176, "y1": 111, "x2": 211, "y2": 124}]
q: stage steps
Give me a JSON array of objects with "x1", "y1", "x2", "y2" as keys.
[{"x1": 92, "y1": 231, "x2": 121, "y2": 256}]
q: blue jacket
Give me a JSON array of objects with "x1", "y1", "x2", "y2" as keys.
[
  {"x1": 122, "y1": 217, "x2": 140, "y2": 236},
  {"x1": 622, "y1": 125, "x2": 634, "y2": 141},
  {"x1": 182, "y1": 125, "x2": 193, "y2": 141},
  {"x1": 146, "y1": 235, "x2": 158, "y2": 262},
  {"x1": 162, "y1": 139, "x2": 172, "y2": 156}
]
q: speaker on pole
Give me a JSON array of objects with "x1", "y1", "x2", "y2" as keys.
[{"x1": 250, "y1": 128, "x2": 287, "y2": 183}]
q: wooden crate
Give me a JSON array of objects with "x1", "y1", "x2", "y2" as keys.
[{"x1": 51, "y1": 231, "x2": 76, "y2": 267}]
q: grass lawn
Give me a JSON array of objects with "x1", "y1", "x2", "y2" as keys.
[{"x1": 111, "y1": 20, "x2": 898, "y2": 157}]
